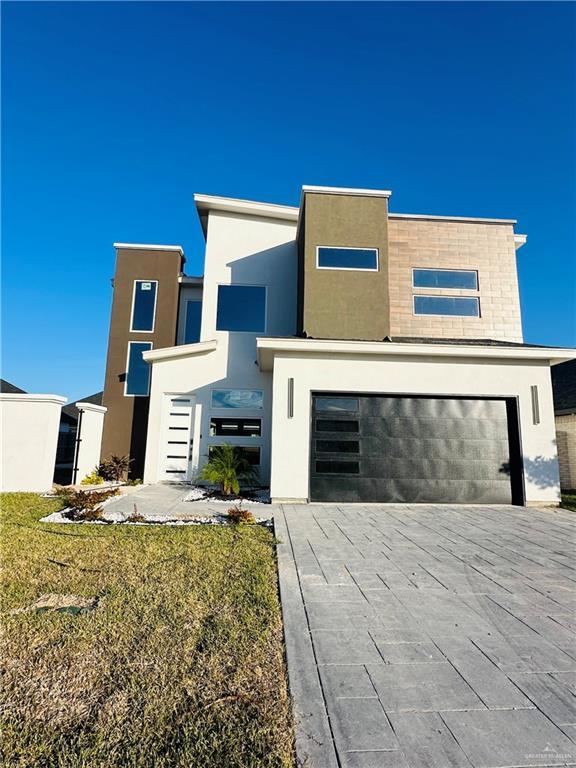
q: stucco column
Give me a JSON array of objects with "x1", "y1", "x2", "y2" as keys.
[{"x1": 74, "y1": 402, "x2": 107, "y2": 484}]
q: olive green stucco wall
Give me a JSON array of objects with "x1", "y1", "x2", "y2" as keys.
[{"x1": 298, "y1": 193, "x2": 390, "y2": 340}]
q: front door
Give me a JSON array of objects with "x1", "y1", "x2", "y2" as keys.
[{"x1": 160, "y1": 395, "x2": 195, "y2": 482}]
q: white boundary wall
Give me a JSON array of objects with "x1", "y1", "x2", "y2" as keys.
[{"x1": 0, "y1": 394, "x2": 66, "y2": 492}]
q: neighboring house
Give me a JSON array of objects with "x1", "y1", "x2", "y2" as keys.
[
  {"x1": 0, "y1": 379, "x2": 26, "y2": 395},
  {"x1": 100, "y1": 185, "x2": 574, "y2": 505},
  {"x1": 54, "y1": 391, "x2": 103, "y2": 485},
  {"x1": 552, "y1": 359, "x2": 576, "y2": 491}
]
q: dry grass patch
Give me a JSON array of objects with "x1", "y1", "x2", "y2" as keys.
[{"x1": 0, "y1": 493, "x2": 294, "y2": 767}]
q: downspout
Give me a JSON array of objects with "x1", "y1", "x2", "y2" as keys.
[{"x1": 71, "y1": 407, "x2": 84, "y2": 485}]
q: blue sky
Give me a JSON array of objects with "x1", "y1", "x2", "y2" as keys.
[{"x1": 2, "y1": 1, "x2": 575, "y2": 402}]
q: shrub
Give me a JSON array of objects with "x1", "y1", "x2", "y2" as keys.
[
  {"x1": 99, "y1": 455, "x2": 133, "y2": 483},
  {"x1": 80, "y1": 468, "x2": 104, "y2": 486},
  {"x1": 199, "y1": 444, "x2": 258, "y2": 496},
  {"x1": 125, "y1": 478, "x2": 142, "y2": 486},
  {"x1": 59, "y1": 488, "x2": 119, "y2": 521},
  {"x1": 227, "y1": 505, "x2": 255, "y2": 525},
  {"x1": 127, "y1": 503, "x2": 146, "y2": 523}
]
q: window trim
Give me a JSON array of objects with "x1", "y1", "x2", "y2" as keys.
[
  {"x1": 183, "y1": 298, "x2": 202, "y2": 344},
  {"x1": 124, "y1": 341, "x2": 153, "y2": 397},
  {"x1": 412, "y1": 268, "x2": 479, "y2": 291},
  {"x1": 210, "y1": 388, "x2": 264, "y2": 410},
  {"x1": 316, "y1": 245, "x2": 379, "y2": 272},
  {"x1": 412, "y1": 295, "x2": 481, "y2": 318},
  {"x1": 129, "y1": 280, "x2": 158, "y2": 333},
  {"x1": 215, "y1": 283, "x2": 267, "y2": 334}
]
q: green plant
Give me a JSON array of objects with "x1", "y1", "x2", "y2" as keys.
[
  {"x1": 99, "y1": 454, "x2": 133, "y2": 482},
  {"x1": 199, "y1": 444, "x2": 258, "y2": 496},
  {"x1": 59, "y1": 488, "x2": 119, "y2": 520},
  {"x1": 80, "y1": 468, "x2": 104, "y2": 486},
  {"x1": 125, "y1": 478, "x2": 142, "y2": 486},
  {"x1": 227, "y1": 505, "x2": 255, "y2": 525}
]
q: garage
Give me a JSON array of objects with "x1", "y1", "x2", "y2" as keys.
[{"x1": 309, "y1": 393, "x2": 524, "y2": 504}]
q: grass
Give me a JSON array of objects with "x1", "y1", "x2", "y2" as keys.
[
  {"x1": 561, "y1": 492, "x2": 576, "y2": 512},
  {"x1": 0, "y1": 493, "x2": 294, "y2": 768}
]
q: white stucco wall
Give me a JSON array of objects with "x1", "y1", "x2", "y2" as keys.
[
  {"x1": 0, "y1": 394, "x2": 67, "y2": 492},
  {"x1": 144, "y1": 210, "x2": 297, "y2": 484},
  {"x1": 75, "y1": 402, "x2": 107, "y2": 483},
  {"x1": 268, "y1": 353, "x2": 561, "y2": 505}
]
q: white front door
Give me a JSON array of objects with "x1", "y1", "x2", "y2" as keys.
[{"x1": 160, "y1": 396, "x2": 195, "y2": 482}]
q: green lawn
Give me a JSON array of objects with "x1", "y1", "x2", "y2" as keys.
[
  {"x1": 561, "y1": 492, "x2": 576, "y2": 512},
  {"x1": 0, "y1": 494, "x2": 294, "y2": 768}
]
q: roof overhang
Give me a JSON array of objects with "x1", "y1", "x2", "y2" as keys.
[
  {"x1": 256, "y1": 337, "x2": 575, "y2": 372},
  {"x1": 194, "y1": 194, "x2": 298, "y2": 237},
  {"x1": 143, "y1": 339, "x2": 217, "y2": 364},
  {"x1": 113, "y1": 242, "x2": 185, "y2": 255}
]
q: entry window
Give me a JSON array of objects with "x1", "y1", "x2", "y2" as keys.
[
  {"x1": 414, "y1": 296, "x2": 480, "y2": 317},
  {"x1": 413, "y1": 269, "x2": 478, "y2": 290},
  {"x1": 125, "y1": 342, "x2": 152, "y2": 396},
  {"x1": 315, "y1": 460, "x2": 359, "y2": 474},
  {"x1": 211, "y1": 389, "x2": 263, "y2": 409},
  {"x1": 317, "y1": 246, "x2": 378, "y2": 271},
  {"x1": 216, "y1": 285, "x2": 266, "y2": 333},
  {"x1": 315, "y1": 397, "x2": 359, "y2": 412},
  {"x1": 130, "y1": 280, "x2": 158, "y2": 332},
  {"x1": 209, "y1": 445, "x2": 261, "y2": 466},
  {"x1": 210, "y1": 418, "x2": 261, "y2": 437},
  {"x1": 184, "y1": 300, "x2": 202, "y2": 344}
]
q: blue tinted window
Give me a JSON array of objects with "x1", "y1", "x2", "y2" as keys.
[
  {"x1": 211, "y1": 390, "x2": 263, "y2": 409},
  {"x1": 216, "y1": 285, "x2": 266, "y2": 332},
  {"x1": 413, "y1": 269, "x2": 478, "y2": 290},
  {"x1": 126, "y1": 342, "x2": 152, "y2": 395},
  {"x1": 414, "y1": 296, "x2": 480, "y2": 317},
  {"x1": 131, "y1": 281, "x2": 157, "y2": 331},
  {"x1": 317, "y1": 247, "x2": 378, "y2": 270},
  {"x1": 184, "y1": 300, "x2": 202, "y2": 344}
]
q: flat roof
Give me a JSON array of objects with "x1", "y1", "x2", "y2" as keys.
[{"x1": 113, "y1": 242, "x2": 185, "y2": 255}]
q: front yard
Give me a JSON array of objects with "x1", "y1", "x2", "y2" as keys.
[{"x1": 0, "y1": 494, "x2": 294, "y2": 768}]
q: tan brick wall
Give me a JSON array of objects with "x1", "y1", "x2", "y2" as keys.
[
  {"x1": 555, "y1": 413, "x2": 576, "y2": 490},
  {"x1": 388, "y1": 218, "x2": 523, "y2": 341}
]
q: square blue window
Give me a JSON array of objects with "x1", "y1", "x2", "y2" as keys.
[
  {"x1": 216, "y1": 285, "x2": 266, "y2": 333},
  {"x1": 131, "y1": 280, "x2": 157, "y2": 332},
  {"x1": 413, "y1": 269, "x2": 478, "y2": 290},
  {"x1": 184, "y1": 300, "x2": 202, "y2": 344},
  {"x1": 414, "y1": 296, "x2": 480, "y2": 317},
  {"x1": 126, "y1": 342, "x2": 152, "y2": 396},
  {"x1": 317, "y1": 247, "x2": 378, "y2": 270},
  {"x1": 211, "y1": 389, "x2": 264, "y2": 409}
]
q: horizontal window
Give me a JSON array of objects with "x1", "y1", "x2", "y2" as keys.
[
  {"x1": 130, "y1": 280, "x2": 157, "y2": 332},
  {"x1": 315, "y1": 460, "x2": 359, "y2": 474},
  {"x1": 413, "y1": 269, "x2": 478, "y2": 290},
  {"x1": 184, "y1": 300, "x2": 202, "y2": 344},
  {"x1": 316, "y1": 440, "x2": 360, "y2": 454},
  {"x1": 317, "y1": 246, "x2": 378, "y2": 271},
  {"x1": 125, "y1": 342, "x2": 152, "y2": 396},
  {"x1": 316, "y1": 419, "x2": 359, "y2": 433},
  {"x1": 216, "y1": 285, "x2": 266, "y2": 333},
  {"x1": 211, "y1": 390, "x2": 263, "y2": 409},
  {"x1": 210, "y1": 418, "x2": 261, "y2": 437},
  {"x1": 315, "y1": 397, "x2": 359, "y2": 413},
  {"x1": 209, "y1": 445, "x2": 261, "y2": 466},
  {"x1": 414, "y1": 296, "x2": 480, "y2": 317}
]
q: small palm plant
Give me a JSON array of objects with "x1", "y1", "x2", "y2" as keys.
[
  {"x1": 199, "y1": 444, "x2": 258, "y2": 496},
  {"x1": 99, "y1": 454, "x2": 133, "y2": 483}
]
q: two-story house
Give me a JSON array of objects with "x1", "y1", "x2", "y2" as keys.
[{"x1": 100, "y1": 185, "x2": 573, "y2": 506}]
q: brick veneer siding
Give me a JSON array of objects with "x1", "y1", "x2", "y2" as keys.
[
  {"x1": 388, "y1": 218, "x2": 523, "y2": 342},
  {"x1": 555, "y1": 413, "x2": 576, "y2": 491}
]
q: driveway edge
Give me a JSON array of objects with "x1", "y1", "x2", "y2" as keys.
[{"x1": 274, "y1": 508, "x2": 338, "y2": 768}]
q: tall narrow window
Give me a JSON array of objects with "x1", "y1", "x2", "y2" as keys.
[
  {"x1": 125, "y1": 342, "x2": 152, "y2": 396},
  {"x1": 184, "y1": 300, "x2": 202, "y2": 344},
  {"x1": 130, "y1": 280, "x2": 158, "y2": 332}
]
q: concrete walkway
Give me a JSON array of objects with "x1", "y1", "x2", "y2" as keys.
[{"x1": 275, "y1": 504, "x2": 576, "y2": 768}]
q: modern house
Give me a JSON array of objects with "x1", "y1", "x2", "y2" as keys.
[
  {"x1": 552, "y1": 359, "x2": 576, "y2": 491},
  {"x1": 100, "y1": 185, "x2": 573, "y2": 505}
]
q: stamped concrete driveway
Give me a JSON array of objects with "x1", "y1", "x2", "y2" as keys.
[{"x1": 274, "y1": 504, "x2": 576, "y2": 768}]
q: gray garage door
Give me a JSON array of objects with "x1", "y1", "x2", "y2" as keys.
[{"x1": 310, "y1": 394, "x2": 523, "y2": 504}]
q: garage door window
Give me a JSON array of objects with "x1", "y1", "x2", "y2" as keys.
[
  {"x1": 315, "y1": 397, "x2": 359, "y2": 412},
  {"x1": 316, "y1": 460, "x2": 360, "y2": 474},
  {"x1": 316, "y1": 440, "x2": 360, "y2": 453},
  {"x1": 316, "y1": 419, "x2": 359, "y2": 432}
]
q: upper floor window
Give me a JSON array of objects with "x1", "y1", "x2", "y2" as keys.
[
  {"x1": 317, "y1": 246, "x2": 378, "y2": 271},
  {"x1": 130, "y1": 280, "x2": 158, "y2": 332},
  {"x1": 184, "y1": 300, "x2": 202, "y2": 344},
  {"x1": 414, "y1": 296, "x2": 480, "y2": 317},
  {"x1": 216, "y1": 285, "x2": 266, "y2": 333},
  {"x1": 125, "y1": 341, "x2": 152, "y2": 396},
  {"x1": 413, "y1": 269, "x2": 478, "y2": 290},
  {"x1": 211, "y1": 389, "x2": 264, "y2": 409}
]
